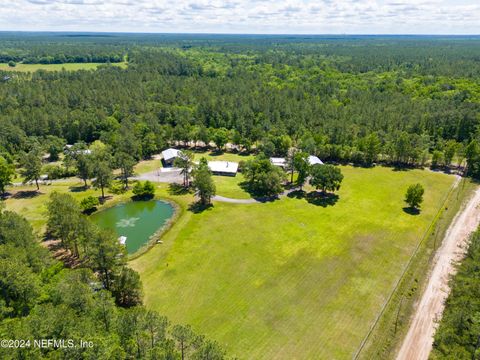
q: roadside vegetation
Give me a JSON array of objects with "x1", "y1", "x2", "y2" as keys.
[{"x1": 431, "y1": 228, "x2": 480, "y2": 359}]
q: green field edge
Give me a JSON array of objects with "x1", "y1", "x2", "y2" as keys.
[{"x1": 357, "y1": 177, "x2": 477, "y2": 359}]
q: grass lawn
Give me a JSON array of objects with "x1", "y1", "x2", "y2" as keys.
[
  {"x1": 213, "y1": 173, "x2": 252, "y2": 199},
  {"x1": 0, "y1": 62, "x2": 127, "y2": 72},
  {"x1": 134, "y1": 158, "x2": 162, "y2": 174},
  {"x1": 130, "y1": 165, "x2": 455, "y2": 359},
  {"x1": 4, "y1": 180, "x2": 110, "y2": 232}
]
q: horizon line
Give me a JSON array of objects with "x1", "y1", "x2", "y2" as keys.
[{"x1": 0, "y1": 30, "x2": 480, "y2": 37}]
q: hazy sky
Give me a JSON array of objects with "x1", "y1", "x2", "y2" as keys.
[{"x1": 1, "y1": 0, "x2": 479, "y2": 34}]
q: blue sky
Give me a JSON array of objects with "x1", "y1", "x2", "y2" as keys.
[{"x1": 2, "y1": 0, "x2": 479, "y2": 34}]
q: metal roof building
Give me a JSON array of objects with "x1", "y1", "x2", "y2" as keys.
[
  {"x1": 208, "y1": 161, "x2": 239, "y2": 176},
  {"x1": 162, "y1": 148, "x2": 182, "y2": 165}
]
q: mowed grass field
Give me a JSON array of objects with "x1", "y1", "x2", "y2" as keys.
[
  {"x1": 0, "y1": 62, "x2": 127, "y2": 72},
  {"x1": 130, "y1": 166, "x2": 455, "y2": 359}
]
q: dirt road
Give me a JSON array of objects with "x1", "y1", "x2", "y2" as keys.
[{"x1": 396, "y1": 186, "x2": 480, "y2": 360}]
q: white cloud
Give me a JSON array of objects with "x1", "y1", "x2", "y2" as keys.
[{"x1": 0, "y1": 0, "x2": 478, "y2": 33}]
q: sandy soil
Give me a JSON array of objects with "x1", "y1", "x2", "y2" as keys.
[{"x1": 396, "y1": 186, "x2": 480, "y2": 360}]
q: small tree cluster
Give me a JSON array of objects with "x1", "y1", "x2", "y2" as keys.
[
  {"x1": 309, "y1": 164, "x2": 344, "y2": 194},
  {"x1": 132, "y1": 181, "x2": 155, "y2": 199},
  {"x1": 243, "y1": 157, "x2": 286, "y2": 197}
]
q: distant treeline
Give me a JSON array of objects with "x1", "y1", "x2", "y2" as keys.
[
  {"x1": 0, "y1": 53, "x2": 124, "y2": 64},
  {"x1": 2, "y1": 54, "x2": 124, "y2": 64},
  {"x1": 0, "y1": 36, "x2": 126, "y2": 64}
]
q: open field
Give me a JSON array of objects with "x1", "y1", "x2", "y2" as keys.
[
  {"x1": 359, "y1": 178, "x2": 476, "y2": 359},
  {"x1": 4, "y1": 180, "x2": 116, "y2": 232},
  {"x1": 0, "y1": 62, "x2": 127, "y2": 72},
  {"x1": 130, "y1": 166, "x2": 455, "y2": 359}
]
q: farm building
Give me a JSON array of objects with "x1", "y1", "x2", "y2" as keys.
[
  {"x1": 162, "y1": 148, "x2": 183, "y2": 166},
  {"x1": 308, "y1": 155, "x2": 324, "y2": 166},
  {"x1": 270, "y1": 157, "x2": 287, "y2": 168},
  {"x1": 208, "y1": 161, "x2": 239, "y2": 176}
]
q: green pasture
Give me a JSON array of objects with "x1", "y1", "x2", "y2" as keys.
[{"x1": 130, "y1": 166, "x2": 455, "y2": 359}]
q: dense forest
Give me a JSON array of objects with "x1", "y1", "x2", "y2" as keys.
[
  {"x1": 431, "y1": 228, "x2": 480, "y2": 359},
  {"x1": 1, "y1": 34, "x2": 480, "y2": 176}
]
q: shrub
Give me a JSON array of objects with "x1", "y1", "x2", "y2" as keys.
[
  {"x1": 132, "y1": 181, "x2": 155, "y2": 199},
  {"x1": 109, "y1": 180, "x2": 127, "y2": 194},
  {"x1": 80, "y1": 196, "x2": 99, "y2": 213}
]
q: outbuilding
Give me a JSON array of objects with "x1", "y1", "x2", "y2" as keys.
[
  {"x1": 208, "y1": 161, "x2": 239, "y2": 176},
  {"x1": 308, "y1": 155, "x2": 324, "y2": 166},
  {"x1": 270, "y1": 157, "x2": 287, "y2": 168},
  {"x1": 162, "y1": 148, "x2": 183, "y2": 166}
]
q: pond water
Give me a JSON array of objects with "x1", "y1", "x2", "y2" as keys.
[{"x1": 91, "y1": 200, "x2": 174, "y2": 254}]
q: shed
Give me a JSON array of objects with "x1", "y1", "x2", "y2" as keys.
[
  {"x1": 162, "y1": 148, "x2": 182, "y2": 166},
  {"x1": 208, "y1": 161, "x2": 239, "y2": 176}
]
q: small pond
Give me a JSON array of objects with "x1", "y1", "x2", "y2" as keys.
[{"x1": 91, "y1": 200, "x2": 175, "y2": 254}]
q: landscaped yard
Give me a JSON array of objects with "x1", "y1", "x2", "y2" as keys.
[
  {"x1": 130, "y1": 166, "x2": 456, "y2": 359},
  {"x1": 0, "y1": 62, "x2": 127, "y2": 72}
]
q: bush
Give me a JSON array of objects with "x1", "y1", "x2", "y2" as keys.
[
  {"x1": 8, "y1": 60, "x2": 16, "y2": 67},
  {"x1": 80, "y1": 196, "x2": 99, "y2": 213},
  {"x1": 109, "y1": 180, "x2": 127, "y2": 194},
  {"x1": 132, "y1": 181, "x2": 155, "y2": 199}
]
